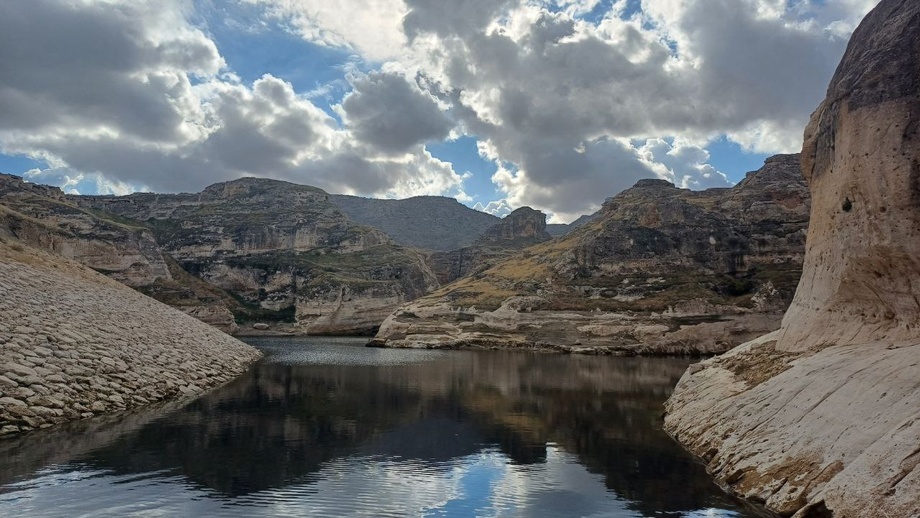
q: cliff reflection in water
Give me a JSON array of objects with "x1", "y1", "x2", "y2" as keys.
[{"x1": 0, "y1": 338, "x2": 756, "y2": 517}]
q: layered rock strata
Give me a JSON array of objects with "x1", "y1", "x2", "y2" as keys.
[
  {"x1": 372, "y1": 154, "x2": 809, "y2": 355},
  {"x1": 665, "y1": 1, "x2": 920, "y2": 516},
  {"x1": 0, "y1": 242, "x2": 260, "y2": 436},
  {"x1": 428, "y1": 206, "x2": 553, "y2": 285},
  {"x1": 74, "y1": 178, "x2": 438, "y2": 335}
]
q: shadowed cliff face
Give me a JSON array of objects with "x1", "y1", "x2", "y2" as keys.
[
  {"x1": 329, "y1": 194, "x2": 502, "y2": 251},
  {"x1": 665, "y1": 2, "x2": 920, "y2": 517},
  {"x1": 373, "y1": 154, "x2": 810, "y2": 355},
  {"x1": 428, "y1": 206, "x2": 554, "y2": 286}
]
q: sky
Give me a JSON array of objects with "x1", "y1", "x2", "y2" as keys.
[{"x1": 0, "y1": 0, "x2": 880, "y2": 223}]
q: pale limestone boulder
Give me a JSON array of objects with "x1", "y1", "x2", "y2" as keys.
[{"x1": 665, "y1": 1, "x2": 920, "y2": 516}]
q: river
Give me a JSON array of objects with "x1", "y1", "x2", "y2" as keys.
[{"x1": 0, "y1": 337, "x2": 766, "y2": 517}]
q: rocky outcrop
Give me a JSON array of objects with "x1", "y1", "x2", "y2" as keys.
[
  {"x1": 371, "y1": 154, "x2": 809, "y2": 354},
  {"x1": 474, "y1": 206, "x2": 551, "y2": 245},
  {"x1": 330, "y1": 194, "x2": 500, "y2": 251},
  {"x1": 428, "y1": 206, "x2": 555, "y2": 286},
  {"x1": 0, "y1": 175, "x2": 171, "y2": 287},
  {"x1": 664, "y1": 2, "x2": 920, "y2": 516},
  {"x1": 0, "y1": 241, "x2": 260, "y2": 436},
  {"x1": 78, "y1": 177, "x2": 438, "y2": 335}
]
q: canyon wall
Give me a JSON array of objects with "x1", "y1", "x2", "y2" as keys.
[{"x1": 664, "y1": 1, "x2": 920, "y2": 516}]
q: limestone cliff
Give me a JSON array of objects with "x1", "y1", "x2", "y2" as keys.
[
  {"x1": 371, "y1": 155, "x2": 809, "y2": 354},
  {"x1": 78, "y1": 177, "x2": 438, "y2": 335},
  {"x1": 664, "y1": 1, "x2": 920, "y2": 516},
  {"x1": 428, "y1": 206, "x2": 554, "y2": 286},
  {"x1": 0, "y1": 240, "x2": 260, "y2": 436},
  {"x1": 0, "y1": 175, "x2": 171, "y2": 288}
]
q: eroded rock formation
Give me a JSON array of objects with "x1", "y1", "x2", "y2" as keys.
[
  {"x1": 0, "y1": 242, "x2": 260, "y2": 436},
  {"x1": 371, "y1": 154, "x2": 809, "y2": 354},
  {"x1": 664, "y1": 1, "x2": 920, "y2": 516}
]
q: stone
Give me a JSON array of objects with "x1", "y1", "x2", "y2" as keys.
[
  {"x1": 664, "y1": 2, "x2": 920, "y2": 517},
  {"x1": 0, "y1": 397, "x2": 26, "y2": 407},
  {"x1": 0, "y1": 244, "x2": 261, "y2": 436},
  {"x1": 4, "y1": 362, "x2": 37, "y2": 378}
]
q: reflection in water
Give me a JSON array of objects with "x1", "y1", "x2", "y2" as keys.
[{"x1": 0, "y1": 337, "x2": 763, "y2": 517}]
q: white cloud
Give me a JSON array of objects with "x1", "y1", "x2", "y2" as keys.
[
  {"x1": 637, "y1": 138, "x2": 731, "y2": 190},
  {"x1": 473, "y1": 199, "x2": 513, "y2": 218},
  {"x1": 0, "y1": 0, "x2": 470, "y2": 201},
  {"x1": 0, "y1": 0, "x2": 884, "y2": 219},
  {"x1": 244, "y1": 0, "x2": 408, "y2": 61}
]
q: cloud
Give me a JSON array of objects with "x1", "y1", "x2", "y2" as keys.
[
  {"x1": 473, "y1": 199, "x2": 513, "y2": 218},
  {"x1": 0, "y1": 0, "x2": 469, "y2": 201},
  {"x1": 244, "y1": 0, "x2": 408, "y2": 61},
  {"x1": 341, "y1": 72, "x2": 454, "y2": 153},
  {"x1": 637, "y1": 138, "x2": 731, "y2": 190},
  {"x1": 397, "y1": 0, "x2": 876, "y2": 219},
  {"x1": 0, "y1": 0, "x2": 883, "y2": 221}
]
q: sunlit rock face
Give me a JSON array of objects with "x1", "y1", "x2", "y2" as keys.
[
  {"x1": 372, "y1": 154, "x2": 810, "y2": 355},
  {"x1": 0, "y1": 174, "x2": 171, "y2": 288},
  {"x1": 665, "y1": 1, "x2": 920, "y2": 516},
  {"x1": 779, "y1": 0, "x2": 920, "y2": 353}
]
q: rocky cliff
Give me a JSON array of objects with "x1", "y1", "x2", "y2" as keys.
[
  {"x1": 78, "y1": 178, "x2": 438, "y2": 335},
  {"x1": 371, "y1": 154, "x2": 809, "y2": 354},
  {"x1": 0, "y1": 175, "x2": 171, "y2": 289},
  {"x1": 0, "y1": 175, "x2": 243, "y2": 333},
  {"x1": 428, "y1": 206, "x2": 554, "y2": 285},
  {"x1": 664, "y1": 1, "x2": 920, "y2": 516},
  {"x1": 0, "y1": 241, "x2": 260, "y2": 435}
]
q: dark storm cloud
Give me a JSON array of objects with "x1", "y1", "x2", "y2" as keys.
[{"x1": 342, "y1": 72, "x2": 453, "y2": 153}]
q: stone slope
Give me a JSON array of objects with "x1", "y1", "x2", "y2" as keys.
[
  {"x1": 0, "y1": 240, "x2": 260, "y2": 436},
  {"x1": 330, "y1": 194, "x2": 500, "y2": 251},
  {"x1": 0, "y1": 175, "x2": 241, "y2": 333},
  {"x1": 665, "y1": 1, "x2": 920, "y2": 516},
  {"x1": 371, "y1": 154, "x2": 809, "y2": 354}
]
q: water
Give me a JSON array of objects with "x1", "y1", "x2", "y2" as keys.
[{"x1": 0, "y1": 337, "x2": 766, "y2": 517}]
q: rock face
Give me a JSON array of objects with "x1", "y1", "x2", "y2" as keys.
[
  {"x1": 371, "y1": 155, "x2": 809, "y2": 354},
  {"x1": 330, "y1": 194, "x2": 501, "y2": 251},
  {"x1": 474, "y1": 206, "x2": 551, "y2": 245},
  {"x1": 664, "y1": 2, "x2": 920, "y2": 516},
  {"x1": 428, "y1": 206, "x2": 555, "y2": 286},
  {"x1": 0, "y1": 175, "x2": 171, "y2": 288},
  {"x1": 78, "y1": 178, "x2": 438, "y2": 336},
  {"x1": 0, "y1": 241, "x2": 260, "y2": 436}
]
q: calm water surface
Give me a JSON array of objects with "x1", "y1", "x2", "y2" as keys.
[{"x1": 0, "y1": 337, "x2": 765, "y2": 517}]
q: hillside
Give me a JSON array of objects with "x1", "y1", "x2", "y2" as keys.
[
  {"x1": 330, "y1": 194, "x2": 500, "y2": 250},
  {"x1": 371, "y1": 154, "x2": 810, "y2": 354}
]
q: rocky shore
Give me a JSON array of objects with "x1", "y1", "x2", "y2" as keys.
[
  {"x1": 0, "y1": 242, "x2": 260, "y2": 436},
  {"x1": 665, "y1": 1, "x2": 920, "y2": 516}
]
